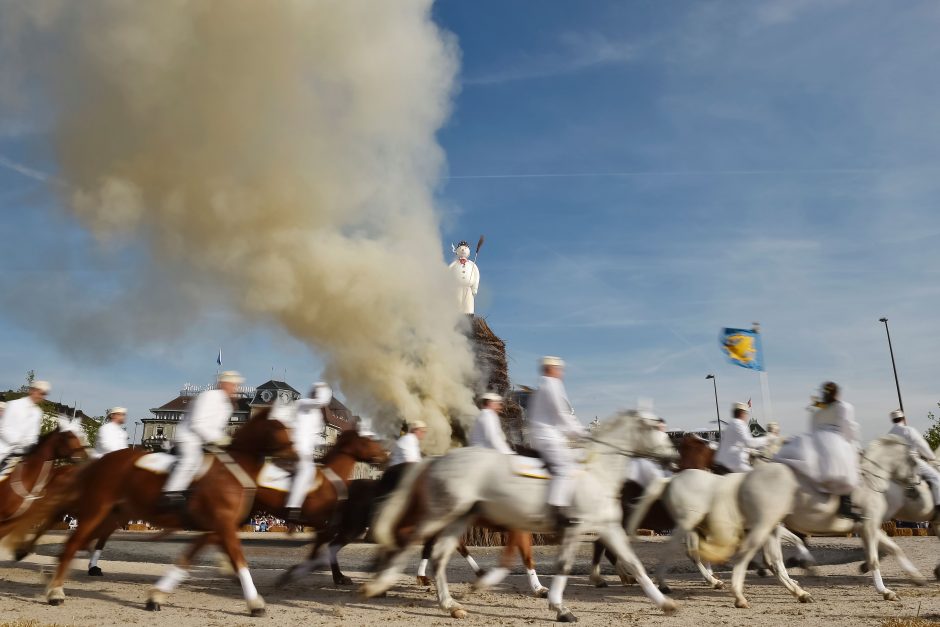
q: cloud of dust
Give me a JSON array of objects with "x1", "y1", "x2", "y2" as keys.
[{"x1": 0, "y1": 0, "x2": 477, "y2": 452}]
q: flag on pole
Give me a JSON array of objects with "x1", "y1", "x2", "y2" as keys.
[
  {"x1": 216, "y1": 348, "x2": 223, "y2": 367},
  {"x1": 720, "y1": 328, "x2": 764, "y2": 371}
]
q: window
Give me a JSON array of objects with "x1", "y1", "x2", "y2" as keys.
[{"x1": 156, "y1": 426, "x2": 164, "y2": 438}]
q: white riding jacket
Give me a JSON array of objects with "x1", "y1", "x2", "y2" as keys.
[
  {"x1": 290, "y1": 386, "x2": 332, "y2": 458},
  {"x1": 176, "y1": 389, "x2": 233, "y2": 445},
  {"x1": 0, "y1": 396, "x2": 43, "y2": 459},
  {"x1": 527, "y1": 376, "x2": 586, "y2": 445},
  {"x1": 389, "y1": 432, "x2": 422, "y2": 466},
  {"x1": 715, "y1": 419, "x2": 765, "y2": 472},
  {"x1": 94, "y1": 421, "x2": 128, "y2": 457},
  {"x1": 469, "y1": 408, "x2": 513, "y2": 454},
  {"x1": 888, "y1": 423, "x2": 935, "y2": 462}
]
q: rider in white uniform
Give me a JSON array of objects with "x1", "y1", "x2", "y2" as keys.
[
  {"x1": 813, "y1": 381, "x2": 861, "y2": 520},
  {"x1": 469, "y1": 393, "x2": 513, "y2": 454},
  {"x1": 284, "y1": 382, "x2": 332, "y2": 523},
  {"x1": 94, "y1": 407, "x2": 129, "y2": 457},
  {"x1": 389, "y1": 420, "x2": 426, "y2": 467},
  {"x1": 888, "y1": 409, "x2": 940, "y2": 518},
  {"x1": 715, "y1": 402, "x2": 765, "y2": 473},
  {"x1": 161, "y1": 371, "x2": 242, "y2": 509},
  {"x1": 527, "y1": 356, "x2": 587, "y2": 528},
  {"x1": 0, "y1": 380, "x2": 50, "y2": 465}
]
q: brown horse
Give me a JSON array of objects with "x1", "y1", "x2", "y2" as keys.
[
  {"x1": 589, "y1": 434, "x2": 715, "y2": 587},
  {"x1": 8, "y1": 412, "x2": 296, "y2": 616},
  {"x1": 0, "y1": 424, "x2": 87, "y2": 544}
]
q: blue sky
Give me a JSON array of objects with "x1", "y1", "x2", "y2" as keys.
[{"x1": 2, "y1": 0, "x2": 940, "y2": 441}]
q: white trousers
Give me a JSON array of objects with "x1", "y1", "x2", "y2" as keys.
[
  {"x1": 287, "y1": 456, "x2": 316, "y2": 509},
  {"x1": 163, "y1": 436, "x2": 204, "y2": 493},
  {"x1": 534, "y1": 438, "x2": 577, "y2": 508},
  {"x1": 916, "y1": 459, "x2": 940, "y2": 505}
]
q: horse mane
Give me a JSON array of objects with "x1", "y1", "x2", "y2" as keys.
[{"x1": 320, "y1": 429, "x2": 359, "y2": 464}]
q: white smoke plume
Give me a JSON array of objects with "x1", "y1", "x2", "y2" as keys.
[{"x1": 0, "y1": 0, "x2": 476, "y2": 452}]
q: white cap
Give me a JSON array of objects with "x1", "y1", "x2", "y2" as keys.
[
  {"x1": 732, "y1": 401, "x2": 749, "y2": 412},
  {"x1": 890, "y1": 409, "x2": 905, "y2": 421},
  {"x1": 480, "y1": 392, "x2": 503, "y2": 403},
  {"x1": 218, "y1": 371, "x2": 245, "y2": 384},
  {"x1": 108, "y1": 406, "x2": 128, "y2": 416},
  {"x1": 409, "y1": 420, "x2": 428, "y2": 431},
  {"x1": 31, "y1": 380, "x2": 51, "y2": 393},
  {"x1": 541, "y1": 356, "x2": 565, "y2": 368}
]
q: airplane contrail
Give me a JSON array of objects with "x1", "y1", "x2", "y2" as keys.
[{"x1": 445, "y1": 167, "x2": 881, "y2": 180}]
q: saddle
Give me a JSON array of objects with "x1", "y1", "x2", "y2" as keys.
[
  {"x1": 133, "y1": 452, "x2": 213, "y2": 480},
  {"x1": 256, "y1": 461, "x2": 324, "y2": 493}
]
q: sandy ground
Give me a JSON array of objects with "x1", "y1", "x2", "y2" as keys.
[{"x1": 0, "y1": 532, "x2": 938, "y2": 626}]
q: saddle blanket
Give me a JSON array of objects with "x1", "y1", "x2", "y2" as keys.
[
  {"x1": 133, "y1": 453, "x2": 213, "y2": 481},
  {"x1": 256, "y1": 462, "x2": 323, "y2": 493},
  {"x1": 511, "y1": 456, "x2": 550, "y2": 480}
]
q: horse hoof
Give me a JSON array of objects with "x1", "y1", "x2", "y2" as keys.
[
  {"x1": 619, "y1": 575, "x2": 636, "y2": 586},
  {"x1": 756, "y1": 568, "x2": 769, "y2": 578},
  {"x1": 248, "y1": 596, "x2": 266, "y2": 616},
  {"x1": 336, "y1": 575, "x2": 354, "y2": 586},
  {"x1": 713, "y1": 580, "x2": 725, "y2": 590},
  {"x1": 934, "y1": 565, "x2": 940, "y2": 581},
  {"x1": 913, "y1": 577, "x2": 928, "y2": 588},
  {"x1": 860, "y1": 562, "x2": 870, "y2": 574},
  {"x1": 48, "y1": 598, "x2": 64, "y2": 607},
  {"x1": 46, "y1": 586, "x2": 65, "y2": 606},
  {"x1": 798, "y1": 593, "x2": 814, "y2": 604},
  {"x1": 250, "y1": 607, "x2": 266, "y2": 617},
  {"x1": 416, "y1": 575, "x2": 431, "y2": 587},
  {"x1": 450, "y1": 608, "x2": 468, "y2": 619},
  {"x1": 534, "y1": 586, "x2": 549, "y2": 599},
  {"x1": 145, "y1": 600, "x2": 161, "y2": 612},
  {"x1": 88, "y1": 566, "x2": 103, "y2": 577},
  {"x1": 883, "y1": 591, "x2": 899, "y2": 601},
  {"x1": 734, "y1": 599, "x2": 750, "y2": 609},
  {"x1": 658, "y1": 584, "x2": 672, "y2": 595},
  {"x1": 660, "y1": 599, "x2": 678, "y2": 615},
  {"x1": 14, "y1": 548, "x2": 30, "y2": 562},
  {"x1": 556, "y1": 611, "x2": 578, "y2": 623}
]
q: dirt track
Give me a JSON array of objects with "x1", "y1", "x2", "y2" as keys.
[{"x1": 0, "y1": 532, "x2": 938, "y2": 626}]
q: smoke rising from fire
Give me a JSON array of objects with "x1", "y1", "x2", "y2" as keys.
[{"x1": 0, "y1": 0, "x2": 476, "y2": 451}]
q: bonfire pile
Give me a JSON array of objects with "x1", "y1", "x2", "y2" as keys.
[{"x1": 469, "y1": 316, "x2": 525, "y2": 445}]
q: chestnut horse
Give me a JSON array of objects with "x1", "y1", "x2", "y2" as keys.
[
  {"x1": 7, "y1": 412, "x2": 296, "y2": 616},
  {"x1": 0, "y1": 422, "x2": 88, "y2": 544}
]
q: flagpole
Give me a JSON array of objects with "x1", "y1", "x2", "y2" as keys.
[{"x1": 753, "y1": 322, "x2": 773, "y2": 425}]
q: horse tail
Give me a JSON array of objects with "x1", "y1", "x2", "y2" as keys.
[
  {"x1": 372, "y1": 460, "x2": 431, "y2": 550},
  {"x1": 625, "y1": 475, "x2": 672, "y2": 539}
]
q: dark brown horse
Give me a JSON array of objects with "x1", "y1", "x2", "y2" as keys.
[
  {"x1": 5, "y1": 412, "x2": 296, "y2": 616},
  {"x1": 589, "y1": 434, "x2": 715, "y2": 587}
]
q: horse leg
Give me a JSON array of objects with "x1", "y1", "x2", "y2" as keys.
[
  {"x1": 363, "y1": 516, "x2": 453, "y2": 598},
  {"x1": 46, "y1": 505, "x2": 113, "y2": 605},
  {"x1": 472, "y1": 535, "x2": 510, "y2": 592},
  {"x1": 416, "y1": 537, "x2": 434, "y2": 586},
  {"x1": 761, "y1": 528, "x2": 813, "y2": 603},
  {"x1": 87, "y1": 518, "x2": 120, "y2": 577},
  {"x1": 589, "y1": 539, "x2": 608, "y2": 588},
  {"x1": 547, "y1": 528, "x2": 582, "y2": 622},
  {"x1": 872, "y1": 529, "x2": 926, "y2": 597},
  {"x1": 730, "y1": 521, "x2": 779, "y2": 609},
  {"x1": 276, "y1": 533, "x2": 332, "y2": 587},
  {"x1": 146, "y1": 533, "x2": 214, "y2": 611},
  {"x1": 432, "y1": 517, "x2": 472, "y2": 618},
  {"x1": 687, "y1": 532, "x2": 723, "y2": 589},
  {"x1": 329, "y1": 540, "x2": 354, "y2": 585},
  {"x1": 216, "y1": 527, "x2": 265, "y2": 616},
  {"x1": 517, "y1": 531, "x2": 548, "y2": 598},
  {"x1": 598, "y1": 523, "x2": 676, "y2": 614},
  {"x1": 651, "y1": 527, "x2": 686, "y2": 594},
  {"x1": 458, "y1": 540, "x2": 484, "y2": 576},
  {"x1": 779, "y1": 525, "x2": 817, "y2": 570}
]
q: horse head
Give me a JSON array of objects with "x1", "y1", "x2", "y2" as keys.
[
  {"x1": 861, "y1": 435, "x2": 919, "y2": 492},
  {"x1": 322, "y1": 429, "x2": 388, "y2": 466},
  {"x1": 592, "y1": 409, "x2": 677, "y2": 461},
  {"x1": 678, "y1": 434, "x2": 715, "y2": 470},
  {"x1": 230, "y1": 410, "x2": 297, "y2": 461},
  {"x1": 42, "y1": 418, "x2": 89, "y2": 463}
]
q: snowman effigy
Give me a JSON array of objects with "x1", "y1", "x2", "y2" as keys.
[{"x1": 448, "y1": 240, "x2": 480, "y2": 316}]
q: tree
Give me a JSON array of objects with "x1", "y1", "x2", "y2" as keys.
[
  {"x1": 17, "y1": 370, "x2": 35, "y2": 393},
  {"x1": 925, "y1": 404, "x2": 940, "y2": 451}
]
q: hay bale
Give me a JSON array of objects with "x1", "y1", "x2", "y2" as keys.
[{"x1": 882, "y1": 521, "x2": 898, "y2": 537}]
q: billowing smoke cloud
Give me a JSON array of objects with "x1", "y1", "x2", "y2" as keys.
[{"x1": 0, "y1": 0, "x2": 476, "y2": 451}]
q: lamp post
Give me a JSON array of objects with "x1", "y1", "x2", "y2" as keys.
[
  {"x1": 706, "y1": 374, "x2": 721, "y2": 438},
  {"x1": 879, "y1": 317, "x2": 904, "y2": 412}
]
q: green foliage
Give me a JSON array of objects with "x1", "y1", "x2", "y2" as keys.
[
  {"x1": 925, "y1": 404, "x2": 940, "y2": 451},
  {"x1": 17, "y1": 370, "x2": 35, "y2": 393}
]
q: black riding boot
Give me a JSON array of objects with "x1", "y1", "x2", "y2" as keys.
[
  {"x1": 284, "y1": 507, "x2": 304, "y2": 525},
  {"x1": 837, "y1": 494, "x2": 862, "y2": 521}
]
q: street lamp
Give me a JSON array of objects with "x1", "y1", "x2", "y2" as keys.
[
  {"x1": 879, "y1": 317, "x2": 904, "y2": 412},
  {"x1": 706, "y1": 374, "x2": 721, "y2": 438}
]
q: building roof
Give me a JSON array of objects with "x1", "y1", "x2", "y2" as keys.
[
  {"x1": 256, "y1": 380, "x2": 300, "y2": 394},
  {"x1": 147, "y1": 393, "x2": 249, "y2": 417}
]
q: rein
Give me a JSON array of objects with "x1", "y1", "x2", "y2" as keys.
[
  {"x1": 860, "y1": 451, "x2": 912, "y2": 495},
  {"x1": 208, "y1": 446, "x2": 258, "y2": 521}
]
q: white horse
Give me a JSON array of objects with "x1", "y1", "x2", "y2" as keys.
[
  {"x1": 364, "y1": 410, "x2": 680, "y2": 622},
  {"x1": 626, "y1": 470, "x2": 817, "y2": 593},
  {"x1": 731, "y1": 435, "x2": 921, "y2": 608}
]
